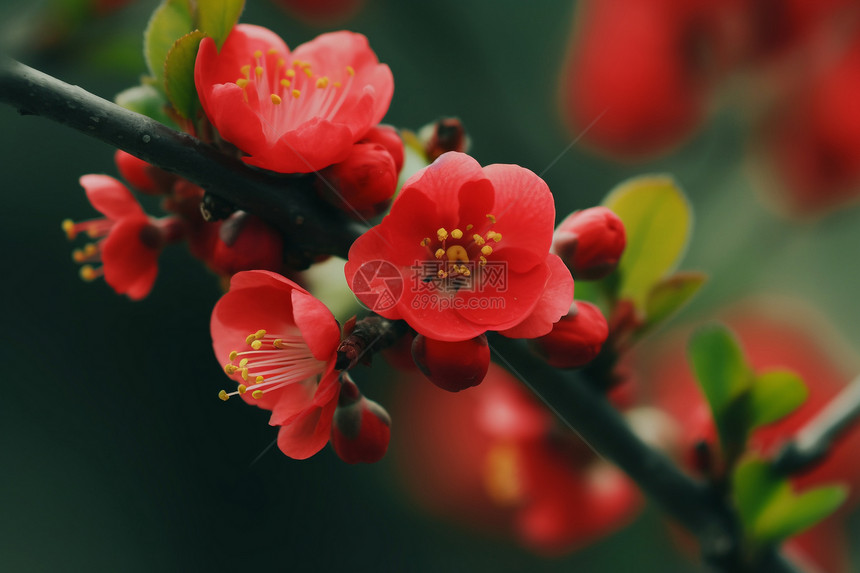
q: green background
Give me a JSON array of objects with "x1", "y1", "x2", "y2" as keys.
[{"x1": 1, "y1": 0, "x2": 858, "y2": 571}]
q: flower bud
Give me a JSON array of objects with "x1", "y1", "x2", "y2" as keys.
[
  {"x1": 530, "y1": 301, "x2": 608, "y2": 369},
  {"x1": 317, "y1": 142, "x2": 398, "y2": 219},
  {"x1": 331, "y1": 375, "x2": 391, "y2": 464},
  {"x1": 208, "y1": 211, "x2": 283, "y2": 276},
  {"x1": 361, "y1": 125, "x2": 404, "y2": 175},
  {"x1": 552, "y1": 207, "x2": 626, "y2": 280},
  {"x1": 417, "y1": 117, "x2": 471, "y2": 161},
  {"x1": 412, "y1": 333, "x2": 490, "y2": 392},
  {"x1": 114, "y1": 150, "x2": 173, "y2": 195}
]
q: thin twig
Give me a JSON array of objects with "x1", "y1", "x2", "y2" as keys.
[{"x1": 773, "y1": 374, "x2": 860, "y2": 474}]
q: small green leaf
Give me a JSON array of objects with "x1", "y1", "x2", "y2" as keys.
[
  {"x1": 643, "y1": 271, "x2": 707, "y2": 330},
  {"x1": 197, "y1": 0, "x2": 244, "y2": 49},
  {"x1": 755, "y1": 484, "x2": 847, "y2": 544},
  {"x1": 114, "y1": 84, "x2": 176, "y2": 128},
  {"x1": 144, "y1": 0, "x2": 194, "y2": 87},
  {"x1": 164, "y1": 30, "x2": 205, "y2": 120},
  {"x1": 748, "y1": 370, "x2": 808, "y2": 429},
  {"x1": 733, "y1": 458, "x2": 847, "y2": 546},
  {"x1": 603, "y1": 175, "x2": 691, "y2": 309},
  {"x1": 688, "y1": 324, "x2": 752, "y2": 420}
]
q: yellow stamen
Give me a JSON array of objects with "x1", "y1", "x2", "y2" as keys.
[
  {"x1": 255, "y1": 375, "x2": 265, "y2": 384},
  {"x1": 434, "y1": 248, "x2": 445, "y2": 259},
  {"x1": 286, "y1": 69, "x2": 296, "y2": 78},
  {"x1": 303, "y1": 67, "x2": 313, "y2": 77},
  {"x1": 420, "y1": 237, "x2": 431, "y2": 247},
  {"x1": 479, "y1": 256, "x2": 487, "y2": 266},
  {"x1": 245, "y1": 333, "x2": 256, "y2": 344},
  {"x1": 253, "y1": 50, "x2": 263, "y2": 59},
  {"x1": 237, "y1": 384, "x2": 247, "y2": 395},
  {"x1": 268, "y1": 48, "x2": 279, "y2": 56},
  {"x1": 240, "y1": 65, "x2": 250, "y2": 77},
  {"x1": 451, "y1": 228, "x2": 463, "y2": 239},
  {"x1": 255, "y1": 329, "x2": 266, "y2": 339},
  {"x1": 461, "y1": 267, "x2": 471, "y2": 277},
  {"x1": 466, "y1": 224, "x2": 473, "y2": 230},
  {"x1": 251, "y1": 339, "x2": 263, "y2": 350},
  {"x1": 316, "y1": 77, "x2": 329, "y2": 88},
  {"x1": 273, "y1": 339, "x2": 283, "y2": 349},
  {"x1": 241, "y1": 368, "x2": 249, "y2": 382},
  {"x1": 270, "y1": 94, "x2": 282, "y2": 105},
  {"x1": 252, "y1": 390, "x2": 263, "y2": 399},
  {"x1": 224, "y1": 363, "x2": 238, "y2": 375},
  {"x1": 277, "y1": 58, "x2": 285, "y2": 68},
  {"x1": 292, "y1": 89, "x2": 301, "y2": 98},
  {"x1": 79, "y1": 265, "x2": 98, "y2": 281},
  {"x1": 473, "y1": 234, "x2": 485, "y2": 246},
  {"x1": 437, "y1": 228, "x2": 448, "y2": 241},
  {"x1": 333, "y1": 81, "x2": 342, "y2": 88},
  {"x1": 346, "y1": 65, "x2": 355, "y2": 76},
  {"x1": 229, "y1": 351, "x2": 238, "y2": 361},
  {"x1": 255, "y1": 66, "x2": 264, "y2": 78},
  {"x1": 62, "y1": 219, "x2": 75, "y2": 239},
  {"x1": 218, "y1": 390, "x2": 229, "y2": 401},
  {"x1": 236, "y1": 78, "x2": 248, "y2": 88},
  {"x1": 481, "y1": 245, "x2": 493, "y2": 256},
  {"x1": 437, "y1": 270, "x2": 448, "y2": 279},
  {"x1": 238, "y1": 358, "x2": 248, "y2": 368},
  {"x1": 280, "y1": 79, "x2": 291, "y2": 88},
  {"x1": 486, "y1": 214, "x2": 496, "y2": 224}
]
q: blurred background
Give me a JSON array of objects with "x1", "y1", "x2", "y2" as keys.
[{"x1": 2, "y1": 0, "x2": 860, "y2": 571}]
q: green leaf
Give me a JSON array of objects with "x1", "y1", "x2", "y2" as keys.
[
  {"x1": 748, "y1": 370, "x2": 808, "y2": 429},
  {"x1": 144, "y1": 0, "x2": 194, "y2": 88},
  {"x1": 197, "y1": 0, "x2": 244, "y2": 49},
  {"x1": 755, "y1": 484, "x2": 847, "y2": 544},
  {"x1": 164, "y1": 30, "x2": 205, "y2": 120},
  {"x1": 114, "y1": 84, "x2": 176, "y2": 128},
  {"x1": 688, "y1": 324, "x2": 752, "y2": 421},
  {"x1": 643, "y1": 271, "x2": 707, "y2": 330},
  {"x1": 733, "y1": 458, "x2": 847, "y2": 546},
  {"x1": 603, "y1": 175, "x2": 692, "y2": 309}
]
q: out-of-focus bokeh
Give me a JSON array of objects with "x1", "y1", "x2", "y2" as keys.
[{"x1": 2, "y1": 0, "x2": 860, "y2": 571}]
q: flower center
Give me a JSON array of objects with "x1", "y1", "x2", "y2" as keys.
[
  {"x1": 218, "y1": 328, "x2": 326, "y2": 401},
  {"x1": 417, "y1": 213, "x2": 503, "y2": 286},
  {"x1": 232, "y1": 48, "x2": 357, "y2": 141}
]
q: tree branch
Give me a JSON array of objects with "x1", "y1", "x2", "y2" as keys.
[
  {"x1": 0, "y1": 57, "x2": 366, "y2": 262},
  {"x1": 774, "y1": 374, "x2": 860, "y2": 474},
  {"x1": 488, "y1": 334, "x2": 803, "y2": 573},
  {"x1": 0, "y1": 58, "x2": 806, "y2": 573}
]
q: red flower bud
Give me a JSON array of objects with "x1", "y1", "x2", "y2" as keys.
[
  {"x1": 361, "y1": 125, "x2": 404, "y2": 175},
  {"x1": 114, "y1": 150, "x2": 173, "y2": 195},
  {"x1": 418, "y1": 117, "x2": 471, "y2": 161},
  {"x1": 331, "y1": 376, "x2": 391, "y2": 464},
  {"x1": 411, "y1": 334, "x2": 490, "y2": 392},
  {"x1": 317, "y1": 142, "x2": 398, "y2": 219},
  {"x1": 552, "y1": 207, "x2": 626, "y2": 280},
  {"x1": 530, "y1": 301, "x2": 608, "y2": 369},
  {"x1": 208, "y1": 212, "x2": 284, "y2": 276}
]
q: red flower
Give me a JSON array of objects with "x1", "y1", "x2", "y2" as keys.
[
  {"x1": 552, "y1": 206, "x2": 626, "y2": 280},
  {"x1": 195, "y1": 24, "x2": 393, "y2": 174},
  {"x1": 344, "y1": 152, "x2": 574, "y2": 342},
  {"x1": 394, "y1": 362, "x2": 642, "y2": 553},
  {"x1": 211, "y1": 270, "x2": 342, "y2": 459},
  {"x1": 62, "y1": 174, "x2": 171, "y2": 300}
]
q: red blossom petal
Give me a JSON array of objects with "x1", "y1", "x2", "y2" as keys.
[
  {"x1": 275, "y1": 375, "x2": 341, "y2": 459},
  {"x1": 268, "y1": 378, "x2": 318, "y2": 425},
  {"x1": 452, "y1": 262, "x2": 550, "y2": 335},
  {"x1": 81, "y1": 174, "x2": 144, "y2": 220},
  {"x1": 100, "y1": 216, "x2": 159, "y2": 300},
  {"x1": 291, "y1": 288, "x2": 341, "y2": 361},
  {"x1": 242, "y1": 117, "x2": 354, "y2": 173},
  {"x1": 498, "y1": 254, "x2": 574, "y2": 339},
  {"x1": 482, "y1": 163, "x2": 555, "y2": 257},
  {"x1": 403, "y1": 152, "x2": 490, "y2": 225}
]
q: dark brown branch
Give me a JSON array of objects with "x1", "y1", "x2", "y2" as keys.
[{"x1": 0, "y1": 57, "x2": 366, "y2": 262}]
